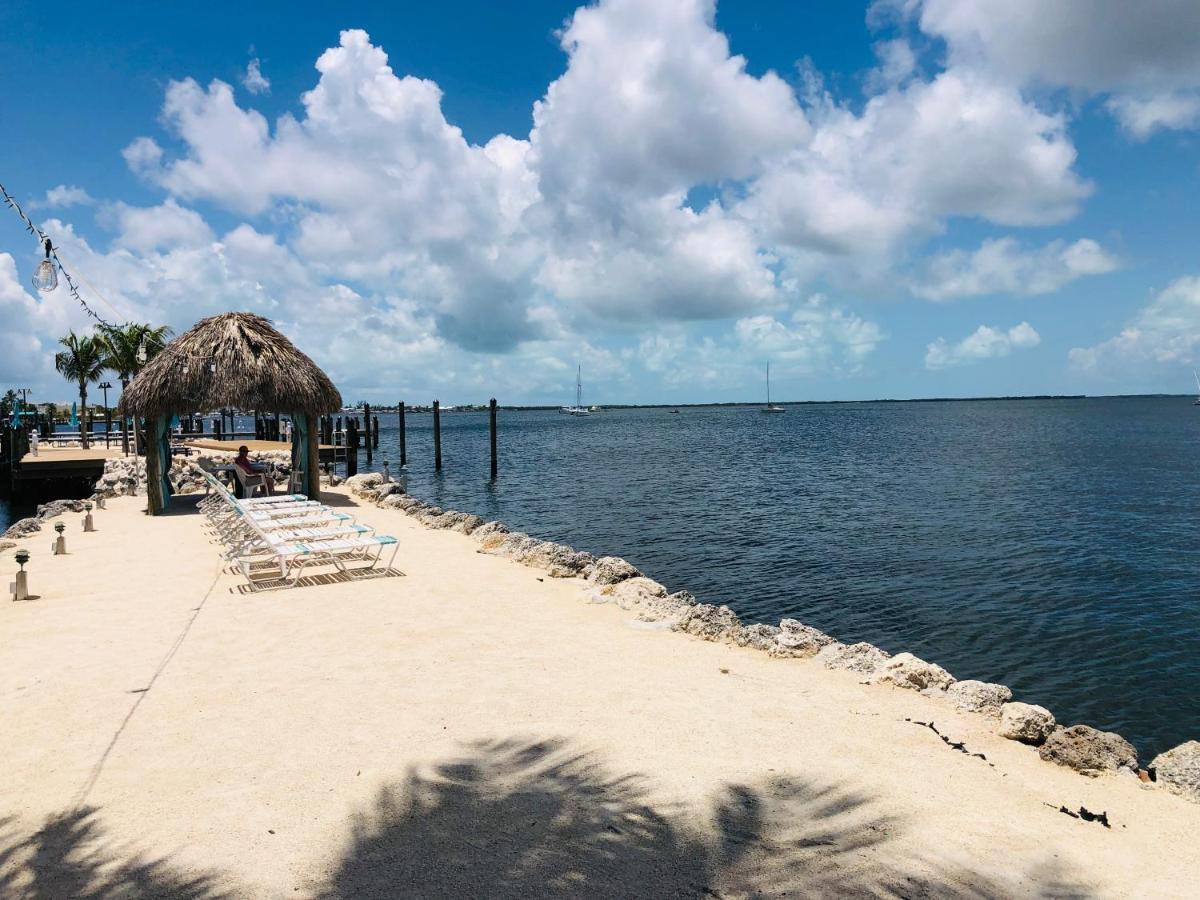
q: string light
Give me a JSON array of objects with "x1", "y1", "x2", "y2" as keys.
[
  {"x1": 32, "y1": 238, "x2": 57, "y2": 292},
  {"x1": 1, "y1": 179, "x2": 115, "y2": 327}
]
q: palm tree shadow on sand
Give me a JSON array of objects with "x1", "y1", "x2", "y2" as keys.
[
  {"x1": 0, "y1": 809, "x2": 226, "y2": 899},
  {"x1": 2, "y1": 737, "x2": 1095, "y2": 898},
  {"x1": 314, "y1": 737, "x2": 1094, "y2": 899}
]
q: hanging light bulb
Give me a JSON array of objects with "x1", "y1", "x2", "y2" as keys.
[{"x1": 32, "y1": 239, "x2": 57, "y2": 293}]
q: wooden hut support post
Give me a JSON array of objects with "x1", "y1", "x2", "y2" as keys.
[{"x1": 145, "y1": 416, "x2": 168, "y2": 515}]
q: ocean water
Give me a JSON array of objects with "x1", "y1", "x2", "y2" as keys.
[
  {"x1": 3, "y1": 397, "x2": 1197, "y2": 759},
  {"x1": 353, "y1": 398, "x2": 1199, "y2": 761}
]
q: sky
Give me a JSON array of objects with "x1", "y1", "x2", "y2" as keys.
[{"x1": 2, "y1": 0, "x2": 1200, "y2": 406}]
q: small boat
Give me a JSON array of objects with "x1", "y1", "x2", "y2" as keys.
[
  {"x1": 560, "y1": 365, "x2": 591, "y2": 416},
  {"x1": 761, "y1": 362, "x2": 785, "y2": 413},
  {"x1": 589, "y1": 405, "x2": 602, "y2": 412}
]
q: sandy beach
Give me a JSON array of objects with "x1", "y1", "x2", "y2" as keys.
[{"x1": 1, "y1": 489, "x2": 1197, "y2": 898}]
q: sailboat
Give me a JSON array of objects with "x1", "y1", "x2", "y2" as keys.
[
  {"x1": 560, "y1": 364, "x2": 591, "y2": 416},
  {"x1": 761, "y1": 362, "x2": 785, "y2": 413},
  {"x1": 1193, "y1": 370, "x2": 1200, "y2": 405}
]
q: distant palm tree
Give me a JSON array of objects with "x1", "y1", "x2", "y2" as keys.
[
  {"x1": 0, "y1": 389, "x2": 17, "y2": 419},
  {"x1": 99, "y1": 322, "x2": 172, "y2": 454},
  {"x1": 55, "y1": 331, "x2": 105, "y2": 449}
]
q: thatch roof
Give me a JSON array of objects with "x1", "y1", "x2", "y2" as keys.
[{"x1": 120, "y1": 312, "x2": 342, "y2": 418}]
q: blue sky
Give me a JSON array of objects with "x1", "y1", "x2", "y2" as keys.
[{"x1": 2, "y1": 0, "x2": 1200, "y2": 405}]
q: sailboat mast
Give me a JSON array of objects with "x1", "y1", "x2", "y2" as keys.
[
  {"x1": 766, "y1": 361, "x2": 770, "y2": 406},
  {"x1": 577, "y1": 364, "x2": 583, "y2": 409}
]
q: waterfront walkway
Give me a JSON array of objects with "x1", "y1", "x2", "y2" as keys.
[{"x1": 0, "y1": 491, "x2": 1196, "y2": 897}]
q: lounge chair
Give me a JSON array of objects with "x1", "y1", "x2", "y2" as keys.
[{"x1": 233, "y1": 527, "x2": 399, "y2": 591}]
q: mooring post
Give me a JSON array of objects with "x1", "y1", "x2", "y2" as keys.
[
  {"x1": 346, "y1": 418, "x2": 358, "y2": 477},
  {"x1": 433, "y1": 400, "x2": 442, "y2": 471},
  {"x1": 373, "y1": 415, "x2": 380, "y2": 449},
  {"x1": 489, "y1": 398, "x2": 498, "y2": 480},
  {"x1": 398, "y1": 402, "x2": 407, "y2": 466},
  {"x1": 364, "y1": 404, "x2": 373, "y2": 463}
]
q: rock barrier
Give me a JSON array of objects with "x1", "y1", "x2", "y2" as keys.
[{"x1": 298, "y1": 476, "x2": 1200, "y2": 801}]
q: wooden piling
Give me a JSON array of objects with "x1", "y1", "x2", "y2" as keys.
[
  {"x1": 373, "y1": 416, "x2": 380, "y2": 448},
  {"x1": 398, "y1": 402, "x2": 406, "y2": 466},
  {"x1": 346, "y1": 418, "x2": 358, "y2": 477},
  {"x1": 489, "y1": 398, "x2": 498, "y2": 479},
  {"x1": 433, "y1": 400, "x2": 442, "y2": 471},
  {"x1": 364, "y1": 404, "x2": 373, "y2": 463}
]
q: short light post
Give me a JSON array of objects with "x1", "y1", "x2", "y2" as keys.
[
  {"x1": 382, "y1": 460, "x2": 391, "y2": 483},
  {"x1": 53, "y1": 521, "x2": 66, "y2": 555},
  {"x1": 12, "y1": 549, "x2": 30, "y2": 601},
  {"x1": 83, "y1": 502, "x2": 95, "y2": 532}
]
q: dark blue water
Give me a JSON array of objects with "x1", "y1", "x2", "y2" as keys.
[
  {"x1": 347, "y1": 398, "x2": 1198, "y2": 761},
  {"x1": 3, "y1": 398, "x2": 1196, "y2": 758}
]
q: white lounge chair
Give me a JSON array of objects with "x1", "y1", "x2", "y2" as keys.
[{"x1": 234, "y1": 531, "x2": 399, "y2": 591}]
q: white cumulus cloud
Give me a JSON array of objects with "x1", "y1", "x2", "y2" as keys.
[
  {"x1": 914, "y1": 237, "x2": 1118, "y2": 301},
  {"x1": 36, "y1": 185, "x2": 94, "y2": 208},
  {"x1": 888, "y1": 0, "x2": 1200, "y2": 138},
  {"x1": 925, "y1": 321, "x2": 1040, "y2": 369},
  {"x1": 1069, "y1": 276, "x2": 1200, "y2": 372}
]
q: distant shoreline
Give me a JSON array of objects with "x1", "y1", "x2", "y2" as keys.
[{"x1": 373, "y1": 394, "x2": 1193, "y2": 413}]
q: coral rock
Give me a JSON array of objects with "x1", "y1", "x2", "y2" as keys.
[
  {"x1": 453, "y1": 514, "x2": 485, "y2": 535},
  {"x1": 997, "y1": 702, "x2": 1056, "y2": 745},
  {"x1": 818, "y1": 642, "x2": 890, "y2": 675},
  {"x1": 674, "y1": 603, "x2": 741, "y2": 643},
  {"x1": 1149, "y1": 741, "x2": 1200, "y2": 802},
  {"x1": 872, "y1": 652, "x2": 955, "y2": 692},
  {"x1": 345, "y1": 472, "x2": 384, "y2": 496},
  {"x1": 769, "y1": 619, "x2": 836, "y2": 658},
  {"x1": 587, "y1": 556, "x2": 642, "y2": 586},
  {"x1": 473, "y1": 521, "x2": 509, "y2": 539},
  {"x1": 1039, "y1": 725, "x2": 1138, "y2": 777},
  {"x1": 735, "y1": 623, "x2": 782, "y2": 652},
  {"x1": 946, "y1": 680, "x2": 1013, "y2": 717},
  {"x1": 523, "y1": 541, "x2": 595, "y2": 577},
  {"x1": 374, "y1": 482, "x2": 404, "y2": 501}
]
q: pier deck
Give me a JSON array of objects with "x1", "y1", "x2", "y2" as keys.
[
  {"x1": 185, "y1": 437, "x2": 339, "y2": 462},
  {"x1": 13, "y1": 446, "x2": 124, "y2": 482}
]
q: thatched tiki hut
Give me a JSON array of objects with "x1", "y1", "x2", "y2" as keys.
[{"x1": 121, "y1": 312, "x2": 342, "y2": 515}]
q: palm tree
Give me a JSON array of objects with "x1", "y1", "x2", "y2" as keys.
[
  {"x1": 55, "y1": 331, "x2": 105, "y2": 449},
  {"x1": 98, "y1": 323, "x2": 172, "y2": 454},
  {"x1": 0, "y1": 389, "x2": 16, "y2": 419}
]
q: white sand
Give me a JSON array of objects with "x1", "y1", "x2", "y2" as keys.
[{"x1": 1, "y1": 490, "x2": 1196, "y2": 898}]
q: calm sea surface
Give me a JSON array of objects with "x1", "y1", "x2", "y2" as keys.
[{"x1": 3, "y1": 397, "x2": 1197, "y2": 759}]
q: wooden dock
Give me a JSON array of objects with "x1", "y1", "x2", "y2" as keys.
[
  {"x1": 185, "y1": 438, "x2": 339, "y2": 463},
  {"x1": 11, "y1": 446, "x2": 123, "y2": 492}
]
